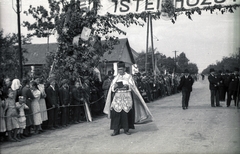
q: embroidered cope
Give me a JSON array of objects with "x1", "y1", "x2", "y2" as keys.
[{"x1": 110, "y1": 74, "x2": 133, "y2": 113}]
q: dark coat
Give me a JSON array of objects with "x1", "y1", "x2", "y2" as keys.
[
  {"x1": 178, "y1": 75, "x2": 194, "y2": 92},
  {"x1": 45, "y1": 86, "x2": 59, "y2": 108},
  {"x1": 59, "y1": 86, "x2": 71, "y2": 106},
  {"x1": 72, "y1": 87, "x2": 85, "y2": 105},
  {"x1": 21, "y1": 86, "x2": 35, "y2": 126},
  {"x1": 228, "y1": 74, "x2": 239, "y2": 91},
  {"x1": 208, "y1": 74, "x2": 220, "y2": 90}
]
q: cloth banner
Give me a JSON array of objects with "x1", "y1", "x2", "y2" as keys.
[{"x1": 98, "y1": 0, "x2": 239, "y2": 15}]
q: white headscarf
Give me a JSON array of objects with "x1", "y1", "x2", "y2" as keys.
[{"x1": 11, "y1": 79, "x2": 22, "y2": 91}]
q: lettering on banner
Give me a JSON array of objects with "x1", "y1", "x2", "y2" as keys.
[{"x1": 106, "y1": 0, "x2": 237, "y2": 14}]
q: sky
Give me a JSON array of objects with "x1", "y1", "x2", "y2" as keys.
[{"x1": 0, "y1": 0, "x2": 240, "y2": 73}]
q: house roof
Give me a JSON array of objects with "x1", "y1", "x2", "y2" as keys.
[
  {"x1": 101, "y1": 38, "x2": 137, "y2": 64},
  {"x1": 23, "y1": 38, "x2": 139, "y2": 66},
  {"x1": 23, "y1": 43, "x2": 58, "y2": 65}
]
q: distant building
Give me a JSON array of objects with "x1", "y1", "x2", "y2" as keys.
[
  {"x1": 100, "y1": 38, "x2": 139, "y2": 75},
  {"x1": 22, "y1": 43, "x2": 58, "y2": 77},
  {"x1": 23, "y1": 38, "x2": 139, "y2": 77}
]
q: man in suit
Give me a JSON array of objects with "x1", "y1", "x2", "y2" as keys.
[
  {"x1": 45, "y1": 79, "x2": 60, "y2": 129},
  {"x1": 177, "y1": 69, "x2": 194, "y2": 110},
  {"x1": 226, "y1": 67, "x2": 239, "y2": 107},
  {"x1": 208, "y1": 68, "x2": 222, "y2": 107}
]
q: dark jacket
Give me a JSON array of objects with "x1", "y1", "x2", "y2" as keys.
[
  {"x1": 72, "y1": 87, "x2": 85, "y2": 105},
  {"x1": 228, "y1": 74, "x2": 239, "y2": 91},
  {"x1": 177, "y1": 75, "x2": 194, "y2": 92},
  {"x1": 59, "y1": 86, "x2": 71, "y2": 106},
  {"x1": 45, "y1": 85, "x2": 59, "y2": 108},
  {"x1": 208, "y1": 74, "x2": 220, "y2": 90}
]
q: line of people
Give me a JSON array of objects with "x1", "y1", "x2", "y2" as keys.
[
  {"x1": 0, "y1": 76, "x2": 105, "y2": 143},
  {"x1": 208, "y1": 67, "x2": 240, "y2": 108}
]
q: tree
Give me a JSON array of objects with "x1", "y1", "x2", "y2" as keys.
[
  {"x1": 202, "y1": 55, "x2": 239, "y2": 74},
  {"x1": 0, "y1": 30, "x2": 29, "y2": 79},
  {"x1": 187, "y1": 63, "x2": 198, "y2": 74},
  {"x1": 23, "y1": 0, "x2": 145, "y2": 80},
  {"x1": 177, "y1": 52, "x2": 189, "y2": 72},
  {"x1": 135, "y1": 50, "x2": 176, "y2": 74},
  {"x1": 23, "y1": 4, "x2": 55, "y2": 53}
]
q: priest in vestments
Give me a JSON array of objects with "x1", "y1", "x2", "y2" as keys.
[{"x1": 103, "y1": 61, "x2": 153, "y2": 136}]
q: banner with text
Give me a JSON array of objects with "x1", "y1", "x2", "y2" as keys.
[{"x1": 98, "y1": 0, "x2": 239, "y2": 15}]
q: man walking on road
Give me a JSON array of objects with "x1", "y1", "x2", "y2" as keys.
[
  {"x1": 177, "y1": 69, "x2": 194, "y2": 110},
  {"x1": 208, "y1": 68, "x2": 222, "y2": 107}
]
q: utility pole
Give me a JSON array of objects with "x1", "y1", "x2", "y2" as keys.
[
  {"x1": 173, "y1": 50, "x2": 178, "y2": 73},
  {"x1": 13, "y1": 0, "x2": 23, "y2": 79},
  {"x1": 145, "y1": 13, "x2": 150, "y2": 73},
  {"x1": 150, "y1": 14, "x2": 155, "y2": 75}
]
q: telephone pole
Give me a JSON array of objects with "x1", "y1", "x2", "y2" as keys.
[
  {"x1": 173, "y1": 50, "x2": 178, "y2": 73},
  {"x1": 12, "y1": 0, "x2": 23, "y2": 79}
]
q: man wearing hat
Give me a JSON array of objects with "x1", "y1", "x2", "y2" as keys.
[
  {"x1": 226, "y1": 67, "x2": 239, "y2": 107},
  {"x1": 177, "y1": 69, "x2": 194, "y2": 110},
  {"x1": 208, "y1": 68, "x2": 221, "y2": 107},
  {"x1": 104, "y1": 61, "x2": 153, "y2": 136}
]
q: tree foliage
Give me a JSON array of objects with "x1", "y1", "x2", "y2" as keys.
[
  {"x1": 135, "y1": 49, "x2": 198, "y2": 74},
  {"x1": 202, "y1": 53, "x2": 240, "y2": 74},
  {"x1": 0, "y1": 30, "x2": 29, "y2": 79},
  {"x1": 23, "y1": 0, "x2": 147, "y2": 80}
]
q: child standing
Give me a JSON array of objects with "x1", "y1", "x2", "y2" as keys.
[
  {"x1": 5, "y1": 89, "x2": 20, "y2": 142},
  {"x1": 16, "y1": 96, "x2": 29, "y2": 139}
]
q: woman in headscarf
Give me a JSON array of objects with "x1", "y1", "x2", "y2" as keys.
[{"x1": 11, "y1": 79, "x2": 22, "y2": 102}]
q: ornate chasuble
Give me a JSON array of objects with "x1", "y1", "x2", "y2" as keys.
[{"x1": 111, "y1": 74, "x2": 133, "y2": 113}]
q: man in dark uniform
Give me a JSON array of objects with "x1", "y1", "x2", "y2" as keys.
[
  {"x1": 45, "y1": 79, "x2": 60, "y2": 129},
  {"x1": 226, "y1": 67, "x2": 239, "y2": 107},
  {"x1": 208, "y1": 68, "x2": 221, "y2": 107},
  {"x1": 177, "y1": 69, "x2": 194, "y2": 110}
]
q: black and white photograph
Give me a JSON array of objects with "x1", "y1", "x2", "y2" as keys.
[{"x1": 0, "y1": 0, "x2": 240, "y2": 154}]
